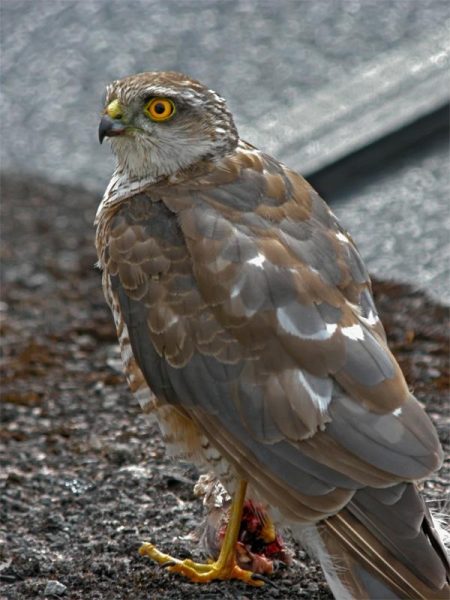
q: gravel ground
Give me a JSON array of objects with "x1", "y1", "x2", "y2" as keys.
[{"x1": 0, "y1": 174, "x2": 449, "y2": 599}]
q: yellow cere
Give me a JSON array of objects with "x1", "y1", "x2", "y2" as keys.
[
  {"x1": 106, "y1": 99, "x2": 123, "y2": 119},
  {"x1": 145, "y1": 97, "x2": 175, "y2": 121}
]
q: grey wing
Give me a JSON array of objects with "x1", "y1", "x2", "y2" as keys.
[{"x1": 102, "y1": 165, "x2": 441, "y2": 524}]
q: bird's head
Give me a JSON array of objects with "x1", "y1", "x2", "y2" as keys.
[{"x1": 99, "y1": 71, "x2": 239, "y2": 181}]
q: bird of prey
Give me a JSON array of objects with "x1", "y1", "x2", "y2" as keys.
[{"x1": 96, "y1": 71, "x2": 449, "y2": 599}]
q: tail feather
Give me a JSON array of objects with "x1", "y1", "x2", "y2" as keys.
[{"x1": 312, "y1": 484, "x2": 450, "y2": 599}]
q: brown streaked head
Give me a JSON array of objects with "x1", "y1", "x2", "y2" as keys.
[{"x1": 99, "y1": 71, "x2": 239, "y2": 180}]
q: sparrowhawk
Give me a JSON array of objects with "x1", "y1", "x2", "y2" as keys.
[{"x1": 96, "y1": 71, "x2": 449, "y2": 599}]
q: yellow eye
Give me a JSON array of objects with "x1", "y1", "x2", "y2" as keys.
[{"x1": 145, "y1": 98, "x2": 175, "y2": 121}]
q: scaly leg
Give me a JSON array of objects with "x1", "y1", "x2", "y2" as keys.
[{"x1": 139, "y1": 480, "x2": 264, "y2": 586}]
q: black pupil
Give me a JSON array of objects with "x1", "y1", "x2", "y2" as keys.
[{"x1": 154, "y1": 102, "x2": 166, "y2": 114}]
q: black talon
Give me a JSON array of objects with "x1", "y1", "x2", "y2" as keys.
[
  {"x1": 251, "y1": 573, "x2": 278, "y2": 588},
  {"x1": 160, "y1": 560, "x2": 177, "y2": 568}
]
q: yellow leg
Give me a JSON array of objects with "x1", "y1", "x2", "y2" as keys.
[{"x1": 139, "y1": 480, "x2": 264, "y2": 586}]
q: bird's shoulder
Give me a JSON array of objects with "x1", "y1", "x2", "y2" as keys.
[{"x1": 159, "y1": 140, "x2": 372, "y2": 305}]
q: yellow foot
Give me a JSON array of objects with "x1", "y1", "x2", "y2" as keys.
[{"x1": 139, "y1": 542, "x2": 264, "y2": 587}]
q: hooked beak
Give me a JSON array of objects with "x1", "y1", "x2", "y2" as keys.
[{"x1": 98, "y1": 115, "x2": 126, "y2": 144}]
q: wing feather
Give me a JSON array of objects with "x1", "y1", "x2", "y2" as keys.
[{"x1": 99, "y1": 151, "x2": 442, "y2": 521}]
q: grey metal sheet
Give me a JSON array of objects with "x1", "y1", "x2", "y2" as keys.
[
  {"x1": 245, "y1": 27, "x2": 449, "y2": 175},
  {"x1": 334, "y1": 134, "x2": 450, "y2": 304}
]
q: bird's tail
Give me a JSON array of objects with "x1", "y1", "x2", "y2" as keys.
[{"x1": 295, "y1": 483, "x2": 449, "y2": 600}]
